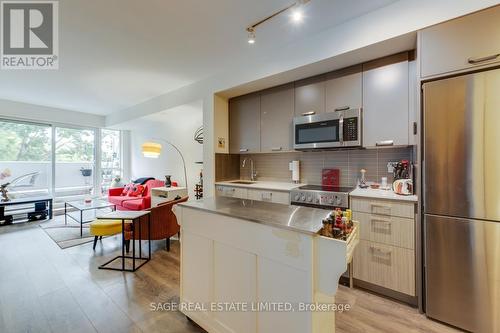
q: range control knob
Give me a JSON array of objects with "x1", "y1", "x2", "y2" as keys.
[
  {"x1": 335, "y1": 196, "x2": 343, "y2": 205},
  {"x1": 300, "y1": 195, "x2": 306, "y2": 202},
  {"x1": 307, "y1": 196, "x2": 313, "y2": 203},
  {"x1": 294, "y1": 194, "x2": 300, "y2": 201},
  {"x1": 328, "y1": 197, "x2": 334, "y2": 205}
]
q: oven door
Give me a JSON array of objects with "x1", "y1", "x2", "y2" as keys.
[{"x1": 293, "y1": 113, "x2": 342, "y2": 149}]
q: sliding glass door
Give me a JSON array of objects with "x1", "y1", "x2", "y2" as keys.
[
  {"x1": 0, "y1": 120, "x2": 52, "y2": 199},
  {"x1": 55, "y1": 127, "x2": 96, "y2": 199},
  {"x1": 0, "y1": 119, "x2": 122, "y2": 204}
]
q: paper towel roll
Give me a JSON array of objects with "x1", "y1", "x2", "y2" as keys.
[{"x1": 289, "y1": 160, "x2": 300, "y2": 183}]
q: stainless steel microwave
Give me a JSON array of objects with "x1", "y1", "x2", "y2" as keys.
[{"x1": 293, "y1": 108, "x2": 362, "y2": 150}]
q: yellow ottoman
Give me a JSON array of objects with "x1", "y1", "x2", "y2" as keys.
[{"x1": 89, "y1": 219, "x2": 124, "y2": 250}]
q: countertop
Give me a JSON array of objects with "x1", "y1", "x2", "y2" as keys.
[
  {"x1": 177, "y1": 196, "x2": 328, "y2": 235},
  {"x1": 350, "y1": 187, "x2": 418, "y2": 202},
  {"x1": 215, "y1": 180, "x2": 305, "y2": 192}
]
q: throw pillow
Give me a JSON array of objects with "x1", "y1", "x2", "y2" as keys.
[
  {"x1": 121, "y1": 183, "x2": 134, "y2": 196},
  {"x1": 128, "y1": 184, "x2": 145, "y2": 197}
]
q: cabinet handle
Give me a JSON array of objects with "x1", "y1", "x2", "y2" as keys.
[
  {"x1": 271, "y1": 147, "x2": 282, "y2": 151},
  {"x1": 302, "y1": 111, "x2": 316, "y2": 116},
  {"x1": 467, "y1": 54, "x2": 500, "y2": 64},
  {"x1": 371, "y1": 219, "x2": 392, "y2": 231},
  {"x1": 334, "y1": 106, "x2": 350, "y2": 112},
  {"x1": 370, "y1": 246, "x2": 392, "y2": 256},
  {"x1": 371, "y1": 204, "x2": 391, "y2": 215},
  {"x1": 239, "y1": 148, "x2": 249, "y2": 152},
  {"x1": 376, "y1": 140, "x2": 394, "y2": 147}
]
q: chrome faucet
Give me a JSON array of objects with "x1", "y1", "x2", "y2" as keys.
[{"x1": 242, "y1": 157, "x2": 257, "y2": 181}]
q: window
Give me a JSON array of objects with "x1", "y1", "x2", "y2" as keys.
[
  {"x1": 100, "y1": 129, "x2": 122, "y2": 195},
  {"x1": 0, "y1": 118, "x2": 122, "y2": 204},
  {"x1": 55, "y1": 127, "x2": 96, "y2": 199},
  {"x1": 0, "y1": 120, "x2": 52, "y2": 198}
]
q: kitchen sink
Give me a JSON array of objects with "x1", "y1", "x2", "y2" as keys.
[{"x1": 229, "y1": 180, "x2": 256, "y2": 185}]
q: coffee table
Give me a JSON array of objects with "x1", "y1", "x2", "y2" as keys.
[{"x1": 65, "y1": 199, "x2": 116, "y2": 237}]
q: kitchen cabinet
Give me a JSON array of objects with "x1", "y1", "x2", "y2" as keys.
[
  {"x1": 229, "y1": 94, "x2": 261, "y2": 154},
  {"x1": 419, "y1": 6, "x2": 500, "y2": 78},
  {"x1": 260, "y1": 84, "x2": 294, "y2": 152},
  {"x1": 325, "y1": 65, "x2": 362, "y2": 112},
  {"x1": 351, "y1": 196, "x2": 416, "y2": 299},
  {"x1": 294, "y1": 75, "x2": 326, "y2": 117},
  {"x1": 362, "y1": 53, "x2": 409, "y2": 148}
]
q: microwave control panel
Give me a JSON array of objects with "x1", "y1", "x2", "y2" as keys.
[{"x1": 343, "y1": 117, "x2": 358, "y2": 141}]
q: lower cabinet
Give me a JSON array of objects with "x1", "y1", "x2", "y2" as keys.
[
  {"x1": 215, "y1": 185, "x2": 290, "y2": 205},
  {"x1": 351, "y1": 197, "x2": 416, "y2": 298}
]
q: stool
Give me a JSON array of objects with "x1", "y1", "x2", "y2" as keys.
[{"x1": 89, "y1": 219, "x2": 123, "y2": 250}]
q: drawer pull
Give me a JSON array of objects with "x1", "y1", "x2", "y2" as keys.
[
  {"x1": 271, "y1": 147, "x2": 282, "y2": 151},
  {"x1": 371, "y1": 219, "x2": 392, "y2": 232},
  {"x1": 371, "y1": 204, "x2": 391, "y2": 215},
  {"x1": 370, "y1": 246, "x2": 392, "y2": 256},
  {"x1": 468, "y1": 54, "x2": 500, "y2": 65},
  {"x1": 302, "y1": 111, "x2": 316, "y2": 116},
  {"x1": 239, "y1": 148, "x2": 249, "y2": 152},
  {"x1": 334, "y1": 106, "x2": 350, "y2": 112},
  {"x1": 376, "y1": 140, "x2": 394, "y2": 147}
]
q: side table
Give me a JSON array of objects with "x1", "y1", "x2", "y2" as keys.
[{"x1": 96, "y1": 210, "x2": 151, "y2": 272}]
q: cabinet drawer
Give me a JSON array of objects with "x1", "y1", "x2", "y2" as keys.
[
  {"x1": 353, "y1": 240, "x2": 415, "y2": 296},
  {"x1": 353, "y1": 212, "x2": 414, "y2": 249},
  {"x1": 350, "y1": 197, "x2": 414, "y2": 219},
  {"x1": 420, "y1": 6, "x2": 500, "y2": 78},
  {"x1": 247, "y1": 189, "x2": 290, "y2": 205},
  {"x1": 215, "y1": 186, "x2": 248, "y2": 199}
]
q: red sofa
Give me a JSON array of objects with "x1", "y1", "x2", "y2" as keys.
[{"x1": 108, "y1": 179, "x2": 165, "y2": 211}]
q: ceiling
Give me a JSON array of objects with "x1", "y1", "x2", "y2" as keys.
[{"x1": 0, "y1": 0, "x2": 398, "y2": 115}]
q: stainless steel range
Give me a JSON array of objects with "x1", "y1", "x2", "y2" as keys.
[{"x1": 290, "y1": 185, "x2": 352, "y2": 209}]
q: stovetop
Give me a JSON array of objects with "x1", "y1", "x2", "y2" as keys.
[{"x1": 295, "y1": 185, "x2": 354, "y2": 193}]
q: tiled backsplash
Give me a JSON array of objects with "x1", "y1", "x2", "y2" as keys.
[{"x1": 239, "y1": 147, "x2": 413, "y2": 186}]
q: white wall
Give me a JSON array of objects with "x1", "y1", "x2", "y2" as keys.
[{"x1": 127, "y1": 102, "x2": 203, "y2": 199}]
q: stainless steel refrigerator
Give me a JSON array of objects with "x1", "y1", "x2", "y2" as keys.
[{"x1": 423, "y1": 68, "x2": 500, "y2": 333}]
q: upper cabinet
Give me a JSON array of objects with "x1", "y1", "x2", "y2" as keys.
[
  {"x1": 363, "y1": 53, "x2": 409, "y2": 148},
  {"x1": 229, "y1": 94, "x2": 261, "y2": 154},
  {"x1": 419, "y1": 6, "x2": 500, "y2": 78},
  {"x1": 325, "y1": 65, "x2": 362, "y2": 112},
  {"x1": 294, "y1": 75, "x2": 326, "y2": 117},
  {"x1": 260, "y1": 84, "x2": 294, "y2": 153}
]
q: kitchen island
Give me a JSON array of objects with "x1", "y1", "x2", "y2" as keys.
[{"x1": 174, "y1": 197, "x2": 358, "y2": 333}]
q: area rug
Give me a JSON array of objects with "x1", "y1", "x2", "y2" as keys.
[{"x1": 39, "y1": 215, "x2": 100, "y2": 249}]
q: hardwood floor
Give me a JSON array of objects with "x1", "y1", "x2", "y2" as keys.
[{"x1": 0, "y1": 222, "x2": 462, "y2": 333}]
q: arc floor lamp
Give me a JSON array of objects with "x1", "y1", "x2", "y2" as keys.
[{"x1": 141, "y1": 138, "x2": 188, "y2": 188}]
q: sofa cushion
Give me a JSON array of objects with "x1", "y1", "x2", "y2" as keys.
[
  {"x1": 128, "y1": 184, "x2": 145, "y2": 197},
  {"x1": 122, "y1": 198, "x2": 145, "y2": 210},
  {"x1": 121, "y1": 183, "x2": 134, "y2": 196},
  {"x1": 109, "y1": 196, "x2": 137, "y2": 206}
]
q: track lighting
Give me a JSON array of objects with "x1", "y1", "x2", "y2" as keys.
[
  {"x1": 247, "y1": 28, "x2": 256, "y2": 44},
  {"x1": 245, "y1": 0, "x2": 311, "y2": 45}
]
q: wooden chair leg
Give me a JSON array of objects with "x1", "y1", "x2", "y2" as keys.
[
  {"x1": 99, "y1": 236, "x2": 103, "y2": 240},
  {"x1": 125, "y1": 240, "x2": 130, "y2": 253},
  {"x1": 166, "y1": 237, "x2": 171, "y2": 251},
  {"x1": 93, "y1": 236, "x2": 98, "y2": 250},
  {"x1": 178, "y1": 231, "x2": 180, "y2": 239}
]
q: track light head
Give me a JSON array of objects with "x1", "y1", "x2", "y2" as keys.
[{"x1": 247, "y1": 28, "x2": 256, "y2": 44}]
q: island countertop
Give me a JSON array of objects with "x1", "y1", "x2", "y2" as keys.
[{"x1": 177, "y1": 196, "x2": 329, "y2": 235}]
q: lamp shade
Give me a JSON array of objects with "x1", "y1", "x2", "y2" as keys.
[{"x1": 142, "y1": 142, "x2": 162, "y2": 158}]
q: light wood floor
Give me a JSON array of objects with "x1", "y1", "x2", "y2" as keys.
[{"x1": 0, "y1": 221, "x2": 462, "y2": 333}]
